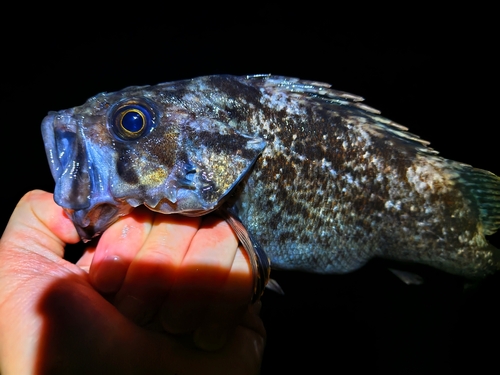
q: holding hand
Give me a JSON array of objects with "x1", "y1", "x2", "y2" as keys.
[{"x1": 0, "y1": 190, "x2": 265, "y2": 375}]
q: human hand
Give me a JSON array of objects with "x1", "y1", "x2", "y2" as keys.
[{"x1": 0, "y1": 190, "x2": 265, "y2": 375}]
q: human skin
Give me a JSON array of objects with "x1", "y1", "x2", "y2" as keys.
[{"x1": 0, "y1": 190, "x2": 265, "y2": 375}]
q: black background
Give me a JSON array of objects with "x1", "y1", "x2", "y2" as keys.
[{"x1": 3, "y1": 4, "x2": 499, "y2": 374}]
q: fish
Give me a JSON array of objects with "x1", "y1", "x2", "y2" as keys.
[{"x1": 41, "y1": 74, "x2": 500, "y2": 298}]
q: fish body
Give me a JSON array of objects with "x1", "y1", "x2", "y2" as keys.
[{"x1": 42, "y1": 74, "x2": 500, "y2": 280}]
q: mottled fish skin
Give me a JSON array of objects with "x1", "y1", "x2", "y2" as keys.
[{"x1": 42, "y1": 74, "x2": 500, "y2": 279}]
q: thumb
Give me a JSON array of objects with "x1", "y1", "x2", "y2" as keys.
[{"x1": 1, "y1": 190, "x2": 80, "y2": 259}]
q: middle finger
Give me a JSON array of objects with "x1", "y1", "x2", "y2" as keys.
[
  {"x1": 113, "y1": 213, "x2": 201, "y2": 325},
  {"x1": 161, "y1": 215, "x2": 240, "y2": 335}
]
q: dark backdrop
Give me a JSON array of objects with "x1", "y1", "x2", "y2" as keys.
[{"x1": 3, "y1": 5, "x2": 498, "y2": 374}]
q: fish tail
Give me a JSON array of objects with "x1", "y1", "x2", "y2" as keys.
[{"x1": 457, "y1": 166, "x2": 500, "y2": 236}]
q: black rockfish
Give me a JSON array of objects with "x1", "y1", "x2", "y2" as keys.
[{"x1": 41, "y1": 74, "x2": 500, "y2": 296}]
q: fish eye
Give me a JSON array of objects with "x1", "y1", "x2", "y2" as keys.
[{"x1": 109, "y1": 99, "x2": 157, "y2": 141}]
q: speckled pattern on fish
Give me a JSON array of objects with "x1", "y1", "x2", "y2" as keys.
[{"x1": 42, "y1": 74, "x2": 500, "y2": 279}]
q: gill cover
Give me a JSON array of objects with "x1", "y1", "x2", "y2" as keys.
[{"x1": 142, "y1": 115, "x2": 267, "y2": 216}]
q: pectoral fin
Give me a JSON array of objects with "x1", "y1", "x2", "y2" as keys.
[{"x1": 219, "y1": 206, "x2": 271, "y2": 302}]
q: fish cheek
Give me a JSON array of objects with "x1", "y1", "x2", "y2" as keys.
[
  {"x1": 142, "y1": 131, "x2": 179, "y2": 170},
  {"x1": 106, "y1": 129, "x2": 182, "y2": 213},
  {"x1": 116, "y1": 154, "x2": 140, "y2": 185}
]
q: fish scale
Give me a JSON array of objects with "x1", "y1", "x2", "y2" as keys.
[{"x1": 42, "y1": 74, "x2": 500, "y2": 295}]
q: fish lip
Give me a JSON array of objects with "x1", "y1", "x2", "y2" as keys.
[
  {"x1": 41, "y1": 112, "x2": 61, "y2": 180},
  {"x1": 41, "y1": 109, "x2": 79, "y2": 182}
]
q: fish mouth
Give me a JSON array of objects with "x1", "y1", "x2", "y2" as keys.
[{"x1": 41, "y1": 110, "x2": 128, "y2": 240}]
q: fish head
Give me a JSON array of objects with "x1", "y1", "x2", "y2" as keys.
[{"x1": 41, "y1": 84, "x2": 266, "y2": 240}]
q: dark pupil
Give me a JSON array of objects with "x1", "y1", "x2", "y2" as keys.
[{"x1": 121, "y1": 110, "x2": 144, "y2": 132}]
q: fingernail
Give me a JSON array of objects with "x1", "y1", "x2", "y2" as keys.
[
  {"x1": 92, "y1": 255, "x2": 128, "y2": 294},
  {"x1": 193, "y1": 324, "x2": 228, "y2": 351}
]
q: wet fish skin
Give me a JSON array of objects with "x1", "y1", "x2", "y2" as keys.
[{"x1": 41, "y1": 74, "x2": 500, "y2": 280}]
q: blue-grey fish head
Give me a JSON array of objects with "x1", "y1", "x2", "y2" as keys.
[{"x1": 41, "y1": 83, "x2": 266, "y2": 240}]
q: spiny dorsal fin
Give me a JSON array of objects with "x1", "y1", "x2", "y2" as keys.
[{"x1": 251, "y1": 74, "x2": 438, "y2": 154}]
